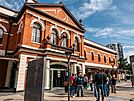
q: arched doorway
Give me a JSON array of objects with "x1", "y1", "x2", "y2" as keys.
[{"x1": 50, "y1": 64, "x2": 67, "y2": 88}]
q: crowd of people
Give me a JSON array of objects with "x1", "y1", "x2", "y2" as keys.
[{"x1": 64, "y1": 68, "x2": 117, "y2": 101}]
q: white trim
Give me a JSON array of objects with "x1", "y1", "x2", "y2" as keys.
[
  {"x1": 50, "y1": 25, "x2": 60, "y2": 36},
  {"x1": 60, "y1": 30, "x2": 70, "y2": 39},
  {"x1": 31, "y1": 41, "x2": 41, "y2": 44},
  {"x1": 20, "y1": 44, "x2": 44, "y2": 50},
  {"x1": 26, "y1": 0, "x2": 36, "y2": 3},
  {"x1": 0, "y1": 18, "x2": 8, "y2": 23},
  {"x1": 18, "y1": 54, "x2": 41, "y2": 59},
  {"x1": 20, "y1": 45, "x2": 67, "y2": 54},
  {"x1": 26, "y1": 11, "x2": 84, "y2": 36},
  {"x1": 84, "y1": 45, "x2": 116, "y2": 56},
  {"x1": 30, "y1": 18, "x2": 45, "y2": 30},
  {"x1": 46, "y1": 48, "x2": 65, "y2": 53},
  {"x1": 84, "y1": 39, "x2": 117, "y2": 54},
  {"x1": 57, "y1": 10, "x2": 67, "y2": 21},
  {"x1": 74, "y1": 34, "x2": 81, "y2": 43},
  {"x1": 17, "y1": 21, "x2": 24, "y2": 34},
  {"x1": 46, "y1": 56, "x2": 77, "y2": 63},
  {"x1": 0, "y1": 50, "x2": 5, "y2": 56},
  {"x1": 50, "y1": 68, "x2": 66, "y2": 71},
  {"x1": 85, "y1": 62, "x2": 117, "y2": 69},
  {"x1": 50, "y1": 62, "x2": 68, "y2": 67},
  {"x1": 0, "y1": 7, "x2": 17, "y2": 17},
  {"x1": 0, "y1": 24, "x2": 7, "y2": 32}
]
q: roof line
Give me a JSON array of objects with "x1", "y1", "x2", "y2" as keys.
[
  {"x1": 0, "y1": 5, "x2": 18, "y2": 13},
  {"x1": 26, "y1": 3, "x2": 86, "y2": 32}
]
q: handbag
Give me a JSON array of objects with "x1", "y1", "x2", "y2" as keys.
[{"x1": 64, "y1": 81, "x2": 68, "y2": 86}]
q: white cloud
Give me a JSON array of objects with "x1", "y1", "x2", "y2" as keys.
[
  {"x1": 73, "y1": 0, "x2": 113, "y2": 19},
  {"x1": 93, "y1": 27, "x2": 134, "y2": 38},
  {"x1": 124, "y1": 50, "x2": 134, "y2": 62},
  {"x1": 123, "y1": 46, "x2": 134, "y2": 49},
  {"x1": 86, "y1": 27, "x2": 100, "y2": 32},
  {"x1": 94, "y1": 27, "x2": 114, "y2": 37}
]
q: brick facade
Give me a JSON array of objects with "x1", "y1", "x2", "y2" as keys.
[{"x1": 0, "y1": 1, "x2": 117, "y2": 91}]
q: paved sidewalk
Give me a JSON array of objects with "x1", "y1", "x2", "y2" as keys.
[{"x1": 0, "y1": 80, "x2": 134, "y2": 101}]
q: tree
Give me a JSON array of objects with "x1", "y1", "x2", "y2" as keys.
[{"x1": 118, "y1": 58, "x2": 131, "y2": 70}]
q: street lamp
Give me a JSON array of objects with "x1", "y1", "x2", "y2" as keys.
[
  {"x1": 110, "y1": 59, "x2": 115, "y2": 76},
  {"x1": 65, "y1": 51, "x2": 72, "y2": 101},
  {"x1": 65, "y1": 43, "x2": 74, "y2": 101}
]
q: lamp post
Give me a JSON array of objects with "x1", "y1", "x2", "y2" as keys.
[
  {"x1": 110, "y1": 60, "x2": 115, "y2": 76},
  {"x1": 65, "y1": 51, "x2": 72, "y2": 101}
]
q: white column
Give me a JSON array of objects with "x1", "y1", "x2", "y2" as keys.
[
  {"x1": 16, "y1": 54, "x2": 27, "y2": 91},
  {"x1": 5, "y1": 61, "x2": 13, "y2": 87},
  {"x1": 74, "y1": 63, "x2": 77, "y2": 74},
  {"x1": 44, "y1": 59, "x2": 50, "y2": 89},
  {"x1": 82, "y1": 63, "x2": 85, "y2": 75},
  {"x1": 51, "y1": 70, "x2": 53, "y2": 89}
]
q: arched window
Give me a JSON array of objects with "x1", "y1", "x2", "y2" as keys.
[
  {"x1": 52, "y1": 29, "x2": 58, "y2": 45},
  {"x1": 74, "y1": 37, "x2": 79, "y2": 51},
  {"x1": 98, "y1": 54, "x2": 101, "y2": 62},
  {"x1": 91, "y1": 52, "x2": 94, "y2": 61},
  {"x1": 109, "y1": 57, "x2": 111, "y2": 63},
  {"x1": 0, "y1": 28, "x2": 4, "y2": 44},
  {"x1": 61, "y1": 32, "x2": 67, "y2": 47},
  {"x1": 32, "y1": 22, "x2": 41, "y2": 43},
  {"x1": 84, "y1": 50, "x2": 86, "y2": 59},
  {"x1": 104, "y1": 56, "x2": 106, "y2": 63}
]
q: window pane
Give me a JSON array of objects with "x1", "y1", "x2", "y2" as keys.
[
  {"x1": 36, "y1": 29, "x2": 41, "y2": 42},
  {"x1": 52, "y1": 29, "x2": 57, "y2": 45},
  {"x1": 32, "y1": 22, "x2": 41, "y2": 43},
  {"x1": 91, "y1": 52, "x2": 94, "y2": 61},
  {"x1": 32, "y1": 28, "x2": 36, "y2": 42},
  {"x1": 84, "y1": 50, "x2": 86, "y2": 58},
  {"x1": 0, "y1": 28, "x2": 3, "y2": 44},
  {"x1": 61, "y1": 33, "x2": 67, "y2": 47},
  {"x1": 98, "y1": 54, "x2": 101, "y2": 62},
  {"x1": 74, "y1": 37, "x2": 78, "y2": 51},
  {"x1": 104, "y1": 56, "x2": 106, "y2": 63},
  {"x1": 0, "y1": 28, "x2": 3, "y2": 38}
]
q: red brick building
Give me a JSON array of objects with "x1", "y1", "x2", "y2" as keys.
[{"x1": 0, "y1": 0, "x2": 117, "y2": 91}]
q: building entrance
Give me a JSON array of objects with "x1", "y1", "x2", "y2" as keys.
[
  {"x1": 50, "y1": 64, "x2": 67, "y2": 88},
  {"x1": 53, "y1": 70, "x2": 65, "y2": 87}
]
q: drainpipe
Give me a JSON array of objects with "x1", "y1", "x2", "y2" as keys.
[{"x1": 5, "y1": 17, "x2": 14, "y2": 56}]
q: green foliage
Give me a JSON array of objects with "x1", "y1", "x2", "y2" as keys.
[{"x1": 118, "y1": 58, "x2": 131, "y2": 70}]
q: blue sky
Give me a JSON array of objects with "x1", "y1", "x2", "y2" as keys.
[{"x1": 0, "y1": 0, "x2": 134, "y2": 61}]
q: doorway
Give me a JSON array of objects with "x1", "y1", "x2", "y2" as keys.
[
  {"x1": 53, "y1": 70, "x2": 65, "y2": 87},
  {"x1": 50, "y1": 64, "x2": 67, "y2": 88},
  {"x1": 10, "y1": 62, "x2": 17, "y2": 88}
]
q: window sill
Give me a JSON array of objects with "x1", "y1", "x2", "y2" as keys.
[{"x1": 32, "y1": 42, "x2": 41, "y2": 45}]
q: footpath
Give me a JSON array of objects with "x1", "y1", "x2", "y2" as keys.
[{"x1": 0, "y1": 80, "x2": 134, "y2": 101}]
